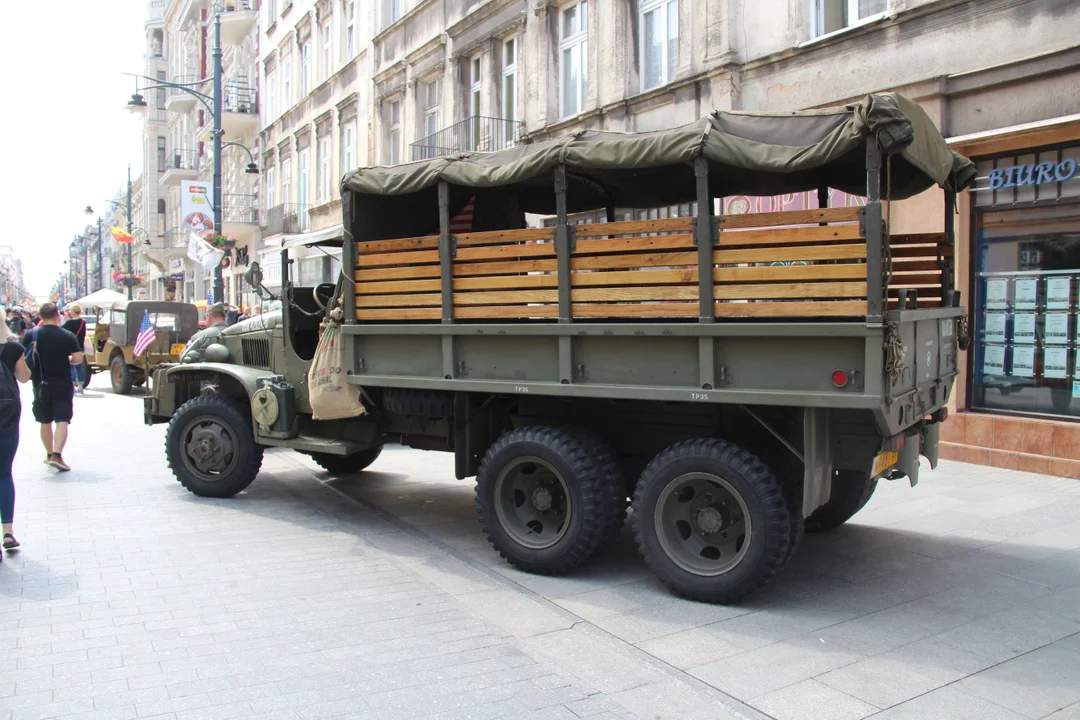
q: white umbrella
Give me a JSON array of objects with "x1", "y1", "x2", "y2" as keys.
[{"x1": 72, "y1": 289, "x2": 129, "y2": 310}]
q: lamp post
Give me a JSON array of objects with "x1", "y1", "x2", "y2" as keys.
[{"x1": 125, "y1": 10, "x2": 259, "y2": 305}]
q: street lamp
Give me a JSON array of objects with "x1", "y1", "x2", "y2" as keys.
[
  {"x1": 83, "y1": 206, "x2": 107, "y2": 296},
  {"x1": 124, "y1": 7, "x2": 259, "y2": 304}
]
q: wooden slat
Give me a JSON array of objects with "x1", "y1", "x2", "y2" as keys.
[
  {"x1": 355, "y1": 307, "x2": 442, "y2": 321},
  {"x1": 356, "y1": 278, "x2": 444, "y2": 294},
  {"x1": 888, "y1": 273, "x2": 943, "y2": 286},
  {"x1": 355, "y1": 293, "x2": 441, "y2": 308},
  {"x1": 456, "y1": 305, "x2": 560, "y2": 319},
  {"x1": 574, "y1": 234, "x2": 695, "y2": 255},
  {"x1": 357, "y1": 248, "x2": 441, "y2": 267},
  {"x1": 889, "y1": 232, "x2": 947, "y2": 246},
  {"x1": 573, "y1": 303, "x2": 699, "y2": 318},
  {"x1": 714, "y1": 282, "x2": 867, "y2": 300},
  {"x1": 571, "y1": 251, "x2": 699, "y2": 271},
  {"x1": 714, "y1": 244, "x2": 867, "y2": 264},
  {"x1": 575, "y1": 217, "x2": 693, "y2": 237},
  {"x1": 356, "y1": 265, "x2": 442, "y2": 282},
  {"x1": 717, "y1": 224, "x2": 864, "y2": 247},
  {"x1": 572, "y1": 269, "x2": 697, "y2": 287},
  {"x1": 718, "y1": 207, "x2": 861, "y2": 229},
  {"x1": 455, "y1": 242, "x2": 557, "y2": 262},
  {"x1": 455, "y1": 290, "x2": 558, "y2": 305},
  {"x1": 455, "y1": 258, "x2": 559, "y2": 276},
  {"x1": 455, "y1": 228, "x2": 555, "y2": 246},
  {"x1": 713, "y1": 300, "x2": 867, "y2": 317},
  {"x1": 887, "y1": 297, "x2": 943, "y2": 308},
  {"x1": 890, "y1": 244, "x2": 953, "y2": 258},
  {"x1": 889, "y1": 260, "x2": 942, "y2": 272},
  {"x1": 712, "y1": 264, "x2": 866, "y2": 283},
  {"x1": 356, "y1": 236, "x2": 438, "y2": 254}
]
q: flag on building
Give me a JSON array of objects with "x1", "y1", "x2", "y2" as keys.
[
  {"x1": 110, "y1": 227, "x2": 134, "y2": 244},
  {"x1": 133, "y1": 310, "x2": 156, "y2": 358},
  {"x1": 187, "y1": 231, "x2": 225, "y2": 273}
]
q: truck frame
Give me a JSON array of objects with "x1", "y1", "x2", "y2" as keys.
[{"x1": 145, "y1": 94, "x2": 975, "y2": 603}]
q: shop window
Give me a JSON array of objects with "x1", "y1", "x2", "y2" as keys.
[{"x1": 971, "y1": 146, "x2": 1080, "y2": 418}]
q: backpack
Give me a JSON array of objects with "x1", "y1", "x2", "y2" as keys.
[
  {"x1": 0, "y1": 351, "x2": 21, "y2": 434},
  {"x1": 22, "y1": 327, "x2": 38, "y2": 370}
]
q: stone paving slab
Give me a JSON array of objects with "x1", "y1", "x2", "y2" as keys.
[{"x1": 2, "y1": 386, "x2": 1078, "y2": 719}]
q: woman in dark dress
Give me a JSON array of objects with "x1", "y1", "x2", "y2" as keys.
[
  {"x1": 0, "y1": 318, "x2": 32, "y2": 555},
  {"x1": 62, "y1": 304, "x2": 88, "y2": 394}
]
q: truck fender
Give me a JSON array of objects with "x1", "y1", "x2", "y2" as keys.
[{"x1": 161, "y1": 362, "x2": 268, "y2": 400}]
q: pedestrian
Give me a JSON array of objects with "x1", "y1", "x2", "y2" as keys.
[
  {"x1": 226, "y1": 303, "x2": 240, "y2": 326},
  {"x1": 0, "y1": 317, "x2": 32, "y2": 556},
  {"x1": 23, "y1": 303, "x2": 83, "y2": 472},
  {"x1": 251, "y1": 304, "x2": 261, "y2": 317},
  {"x1": 63, "y1": 304, "x2": 88, "y2": 394},
  {"x1": 6, "y1": 308, "x2": 26, "y2": 337}
]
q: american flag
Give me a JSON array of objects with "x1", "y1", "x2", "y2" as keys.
[
  {"x1": 207, "y1": 289, "x2": 214, "y2": 305},
  {"x1": 449, "y1": 197, "x2": 474, "y2": 234},
  {"x1": 133, "y1": 310, "x2": 157, "y2": 358}
]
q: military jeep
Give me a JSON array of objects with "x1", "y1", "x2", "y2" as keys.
[{"x1": 86, "y1": 301, "x2": 200, "y2": 394}]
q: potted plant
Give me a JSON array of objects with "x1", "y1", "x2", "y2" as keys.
[
  {"x1": 202, "y1": 231, "x2": 238, "y2": 250},
  {"x1": 113, "y1": 271, "x2": 145, "y2": 289}
]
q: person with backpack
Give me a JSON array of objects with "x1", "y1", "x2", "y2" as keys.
[
  {"x1": 62, "y1": 304, "x2": 88, "y2": 394},
  {"x1": 0, "y1": 316, "x2": 32, "y2": 555},
  {"x1": 22, "y1": 303, "x2": 83, "y2": 472}
]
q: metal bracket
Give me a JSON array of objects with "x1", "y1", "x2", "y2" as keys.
[
  {"x1": 448, "y1": 234, "x2": 458, "y2": 258},
  {"x1": 691, "y1": 216, "x2": 721, "y2": 246},
  {"x1": 718, "y1": 366, "x2": 733, "y2": 384},
  {"x1": 858, "y1": 206, "x2": 867, "y2": 237},
  {"x1": 567, "y1": 225, "x2": 576, "y2": 252}
]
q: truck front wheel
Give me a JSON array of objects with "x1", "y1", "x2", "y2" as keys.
[
  {"x1": 804, "y1": 471, "x2": 878, "y2": 533},
  {"x1": 632, "y1": 439, "x2": 793, "y2": 604},
  {"x1": 476, "y1": 426, "x2": 624, "y2": 575},
  {"x1": 111, "y1": 355, "x2": 133, "y2": 395},
  {"x1": 308, "y1": 445, "x2": 384, "y2": 476},
  {"x1": 166, "y1": 395, "x2": 264, "y2": 498}
]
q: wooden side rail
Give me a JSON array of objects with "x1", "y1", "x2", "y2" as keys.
[{"x1": 352, "y1": 206, "x2": 952, "y2": 321}]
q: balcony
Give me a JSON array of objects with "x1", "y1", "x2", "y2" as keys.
[
  {"x1": 148, "y1": 108, "x2": 169, "y2": 125},
  {"x1": 160, "y1": 150, "x2": 199, "y2": 187},
  {"x1": 263, "y1": 204, "x2": 310, "y2": 236},
  {"x1": 197, "y1": 81, "x2": 258, "y2": 140},
  {"x1": 222, "y1": 194, "x2": 259, "y2": 238},
  {"x1": 165, "y1": 74, "x2": 202, "y2": 113},
  {"x1": 219, "y1": 1, "x2": 257, "y2": 45},
  {"x1": 161, "y1": 227, "x2": 190, "y2": 259},
  {"x1": 147, "y1": 0, "x2": 164, "y2": 23},
  {"x1": 410, "y1": 116, "x2": 525, "y2": 162}
]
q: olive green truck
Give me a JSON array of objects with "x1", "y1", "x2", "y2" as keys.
[{"x1": 144, "y1": 94, "x2": 976, "y2": 603}]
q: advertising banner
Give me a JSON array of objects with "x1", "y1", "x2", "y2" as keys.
[{"x1": 180, "y1": 180, "x2": 214, "y2": 231}]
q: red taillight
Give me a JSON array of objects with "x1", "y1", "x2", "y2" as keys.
[
  {"x1": 831, "y1": 370, "x2": 849, "y2": 388},
  {"x1": 895, "y1": 435, "x2": 907, "y2": 450}
]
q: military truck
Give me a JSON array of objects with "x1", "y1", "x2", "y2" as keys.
[
  {"x1": 87, "y1": 301, "x2": 200, "y2": 394},
  {"x1": 145, "y1": 94, "x2": 975, "y2": 603}
]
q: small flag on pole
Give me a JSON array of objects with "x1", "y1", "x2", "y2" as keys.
[
  {"x1": 207, "y1": 289, "x2": 214, "y2": 305},
  {"x1": 133, "y1": 310, "x2": 156, "y2": 358},
  {"x1": 110, "y1": 227, "x2": 134, "y2": 244}
]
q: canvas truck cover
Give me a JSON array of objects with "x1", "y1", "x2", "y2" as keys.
[{"x1": 342, "y1": 94, "x2": 976, "y2": 241}]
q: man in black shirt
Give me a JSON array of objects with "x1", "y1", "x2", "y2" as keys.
[{"x1": 23, "y1": 303, "x2": 83, "y2": 472}]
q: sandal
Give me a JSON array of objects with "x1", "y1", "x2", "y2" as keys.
[{"x1": 3, "y1": 534, "x2": 19, "y2": 550}]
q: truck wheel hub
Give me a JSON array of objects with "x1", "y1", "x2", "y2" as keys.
[
  {"x1": 696, "y1": 506, "x2": 728, "y2": 534},
  {"x1": 531, "y1": 486, "x2": 554, "y2": 512}
]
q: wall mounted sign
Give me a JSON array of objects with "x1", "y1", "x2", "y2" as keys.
[{"x1": 987, "y1": 159, "x2": 1077, "y2": 189}]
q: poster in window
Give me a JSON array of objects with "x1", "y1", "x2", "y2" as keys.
[
  {"x1": 983, "y1": 344, "x2": 1006, "y2": 375},
  {"x1": 1013, "y1": 313, "x2": 1037, "y2": 344},
  {"x1": 985, "y1": 278, "x2": 1008, "y2": 310},
  {"x1": 1044, "y1": 346, "x2": 1068, "y2": 379},
  {"x1": 1044, "y1": 313, "x2": 1070, "y2": 344},
  {"x1": 1012, "y1": 344, "x2": 1035, "y2": 378},
  {"x1": 1046, "y1": 277, "x2": 1072, "y2": 310},
  {"x1": 1014, "y1": 278, "x2": 1038, "y2": 310},
  {"x1": 984, "y1": 312, "x2": 1008, "y2": 343}
]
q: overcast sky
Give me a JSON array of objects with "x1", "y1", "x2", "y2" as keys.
[{"x1": 0, "y1": 1, "x2": 147, "y2": 296}]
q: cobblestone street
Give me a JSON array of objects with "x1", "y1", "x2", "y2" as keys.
[{"x1": 2, "y1": 385, "x2": 1079, "y2": 720}]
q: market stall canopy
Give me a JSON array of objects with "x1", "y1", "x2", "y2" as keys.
[
  {"x1": 342, "y1": 93, "x2": 977, "y2": 241},
  {"x1": 73, "y1": 289, "x2": 129, "y2": 311}
]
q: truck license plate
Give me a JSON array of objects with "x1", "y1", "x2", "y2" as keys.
[
  {"x1": 171, "y1": 344, "x2": 185, "y2": 356},
  {"x1": 872, "y1": 450, "x2": 898, "y2": 477}
]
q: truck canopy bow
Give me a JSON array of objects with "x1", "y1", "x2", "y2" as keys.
[{"x1": 342, "y1": 93, "x2": 976, "y2": 241}]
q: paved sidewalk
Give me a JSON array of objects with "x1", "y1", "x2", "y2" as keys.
[{"x1": 2, "y1": 386, "x2": 1079, "y2": 720}]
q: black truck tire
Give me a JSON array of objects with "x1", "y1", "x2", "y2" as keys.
[
  {"x1": 381, "y1": 388, "x2": 455, "y2": 417},
  {"x1": 632, "y1": 438, "x2": 793, "y2": 604},
  {"x1": 308, "y1": 445, "x2": 384, "y2": 475},
  {"x1": 111, "y1": 355, "x2": 134, "y2": 395},
  {"x1": 166, "y1": 395, "x2": 264, "y2": 498},
  {"x1": 561, "y1": 427, "x2": 628, "y2": 544},
  {"x1": 804, "y1": 471, "x2": 878, "y2": 533},
  {"x1": 475, "y1": 426, "x2": 625, "y2": 575}
]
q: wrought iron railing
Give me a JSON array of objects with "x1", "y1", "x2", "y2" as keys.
[
  {"x1": 223, "y1": 194, "x2": 258, "y2": 224},
  {"x1": 167, "y1": 74, "x2": 202, "y2": 101},
  {"x1": 223, "y1": 81, "x2": 257, "y2": 114},
  {"x1": 221, "y1": 0, "x2": 254, "y2": 10},
  {"x1": 149, "y1": 108, "x2": 169, "y2": 124},
  {"x1": 263, "y1": 204, "x2": 310, "y2": 235},
  {"x1": 163, "y1": 227, "x2": 189, "y2": 249},
  {"x1": 410, "y1": 116, "x2": 525, "y2": 162},
  {"x1": 164, "y1": 149, "x2": 199, "y2": 173}
]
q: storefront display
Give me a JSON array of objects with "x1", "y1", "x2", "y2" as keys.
[{"x1": 971, "y1": 143, "x2": 1080, "y2": 418}]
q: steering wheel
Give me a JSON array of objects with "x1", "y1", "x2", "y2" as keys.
[{"x1": 312, "y1": 283, "x2": 336, "y2": 310}]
